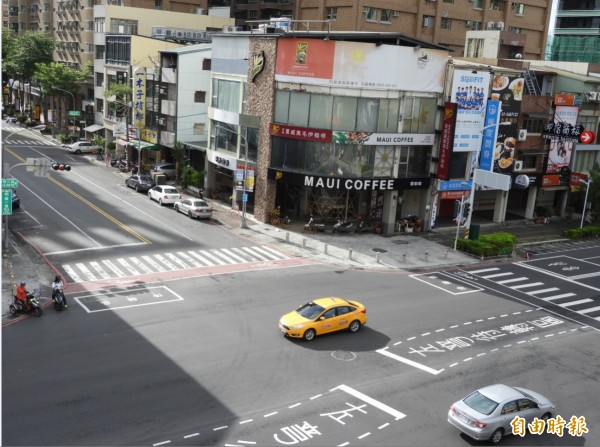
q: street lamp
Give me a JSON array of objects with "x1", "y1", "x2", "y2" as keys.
[
  {"x1": 214, "y1": 124, "x2": 250, "y2": 229},
  {"x1": 53, "y1": 87, "x2": 76, "y2": 140},
  {"x1": 578, "y1": 178, "x2": 592, "y2": 229}
]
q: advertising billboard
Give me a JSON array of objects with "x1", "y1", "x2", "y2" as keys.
[
  {"x1": 437, "y1": 102, "x2": 457, "y2": 180},
  {"x1": 545, "y1": 106, "x2": 579, "y2": 174}
]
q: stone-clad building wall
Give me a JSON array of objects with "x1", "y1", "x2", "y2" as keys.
[{"x1": 247, "y1": 36, "x2": 278, "y2": 223}]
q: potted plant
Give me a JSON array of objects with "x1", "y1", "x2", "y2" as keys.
[
  {"x1": 270, "y1": 207, "x2": 281, "y2": 225},
  {"x1": 534, "y1": 205, "x2": 552, "y2": 224}
]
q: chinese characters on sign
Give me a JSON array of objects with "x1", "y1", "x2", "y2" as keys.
[
  {"x1": 132, "y1": 70, "x2": 146, "y2": 129},
  {"x1": 511, "y1": 415, "x2": 588, "y2": 437}
]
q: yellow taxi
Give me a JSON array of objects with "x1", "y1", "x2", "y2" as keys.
[{"x1": 278, "y1": 297, "x2": 367, "y2": 341}]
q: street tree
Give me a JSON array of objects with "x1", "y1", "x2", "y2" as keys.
[
  {"x1": 33, "y1": 62, "x2": 91, "y2": 133},
  {"x1": 3, "y1": 31, "x2": 56, "y2": 115}
]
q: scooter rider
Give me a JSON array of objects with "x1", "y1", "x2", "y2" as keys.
[
  {"x1": 16, "y1": 281, "x2": 31, "y2": 311},
  {"x1": 52, "y1": 275, "x2": 68, "y2": 308}
]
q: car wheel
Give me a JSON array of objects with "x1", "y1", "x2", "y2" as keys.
[
  {"x1": 348, "y1": 320, "x2": 361, "y2": 333},
  {"x1": 75, "y1": 149, "x2": 82, "y2": 155},
  {"x1": 303, "y1": 329, "x2": 316, "y2": 341},
  {"x1": 148, "y1": 193, "x2": 153, "y2": 201},
  {"x1": 174, "y1": 205, "x2": 179, "y2": 213},
  {"x1": 34, "y1": 307, "x2": 42, "y2": 317},
  {"x1": 159, "y1": 198, "x2": 163, "y2": 206},
  {"x1": 188, "y1": 210, "x2": 194, "y2": 219},
  {"x1": 490, "y1": 428, "x2": 504, "y2": 445},
  {"x1": 541, "y1": 413, "x2": 552, "y2": 422},
  {"x1": 135, "y1": 185, "x2": 139, "y2": 192}
]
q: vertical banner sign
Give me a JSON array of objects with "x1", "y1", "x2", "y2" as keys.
[
  {"x1": 479, "y1": 100, "x2": 501, "y2": 172},
  {"x1": 133, "y1": 70, "x2": 146, "y2": 129},
  {"x1": 545, "y1": 106, "x2": 579, "y2": 174},
  {"x1": 235, "y1": 169, "x2": 245, "y2": 191},
  {"x1": 437, "y1": 102, "x2": 457, "y2": 180},
  {"x1": 450, "y1": 69, "x2": 491, "y2": 152},
  {"x1": 245, "y1": 168, "x2": 255, "y2": 192},
  {"x1": 491, "y1": 74, "x2": 524, "y2": 173}
]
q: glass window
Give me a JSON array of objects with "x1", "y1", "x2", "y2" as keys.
[
  {"x1": 274, "y1": 90, "x2": 290, "y2": 123},
  {"x1": 472, "y1": 0, "x2": 483, "y2": 9},
  {"x1": 94, "y1": 17, "x2": 105, "y2": 33},
  {"x1": 243, "y1": 126, "x2": 258, "y2": 162},
  {"x1": 95, "y1": 72, "x2": 104, "y2": 87},
  {"x1": 441, "y1": 18, "x2": 452, "y2": 29},
  {"x1": 464, "y1": 391, "x2": 499, "y2": 416},
  {"x1": 213, "y1": 79, "x2": 240, "y2": 113},
  {"x1": 378, "y1": 99, "x2": 400, "y2": 132},
  {"x1": 109, "y1": 18, "x2": 138, "y2": 34},
  {"x1": 501, "y1": 401, "x2": 518, "y2": 414},
  {"x1": 194, "y1": 91, "x2": 206, "y2": 103},
  {"x1": 365, "y1": 7, "x2": 377, "y2": 22},
  {"x1": 332, "y1": 96, "x2": 357, "y2": 131},
  {"x1": 380, "y1": 9, "x2": 392, "y2": 23},
  {"x1": 449, "y1": 152, "x2": 468, "y2": 179},
  {"x1": 515, "y1": 3, "x2": 524, "y2": 15},
  {"x1": 288, "y1": 92, "x2": 310, "y2": 127},
  {"x1": 489, "y1": 0, "x2": 506, "y2": 11},
  {"x1": 212, "y1": 121, "x2": 238, "y2": 153},
  {"x1": 523, "y1": 119, "x2": 544, "y2": 134},
  {"x1": 309, "y1": 94, "x2": 333, "y2": 129},
  {"x1": 96, "y1": 98, "x2": 104, "y2": 113},
  {"x1": 326, "y1": 7, "x2": 337, "y2": 21},
  {"x1": 356, "y1": 98, "x2": 379, "y2": 132},
  {"x1": 402, "y1": 97, "x2": 436, "y2": 133}
]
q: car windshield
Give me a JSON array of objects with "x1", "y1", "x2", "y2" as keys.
[
  {"x1": 464, "y1": 391, "x2": 499, "y2": 416},
  {"x1": 139, "y1": 176, "x2": 153, "y2": 182},
  {"x1": 192, "y1": 200, "x2": 208, "y2": 207},
  {"x1": 296, "y1": 302, "x2": 326, "y2": 319},
  {"x1": 164, "y1": 188, "x2": 178, "y2": 194}
]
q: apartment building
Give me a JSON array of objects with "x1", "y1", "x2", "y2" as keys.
[{"x1": 293, "y1": 0, "x2": 553, "y2": 60}]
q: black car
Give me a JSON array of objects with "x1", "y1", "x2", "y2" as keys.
[
  {"x1": 12, "y1": 191, "x2": 20, "y2": 209},
  {"x1": 125, "y1": 174, "x2": 156, "y2": 192}
]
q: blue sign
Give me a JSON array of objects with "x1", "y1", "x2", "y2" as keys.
[
  {"x1": 438, "y1": 180, "x2": 473, "y2": 191},
  {"x1": 479, "y1": 100, "x2": 501, "y2": 172},
  {"x1": 242, "y1": 193, "x2": 248, "y2": 203}
]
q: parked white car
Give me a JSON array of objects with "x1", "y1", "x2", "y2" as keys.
[
  {"x1": 148, "y1": 185, "x2": 181, "y2": 206},
  {"x1": 174, "y1": 198, "x2": 213, "y2": 219},
  {"x1": 63, "y1": 141, "x2": 101, "y2": 154}
]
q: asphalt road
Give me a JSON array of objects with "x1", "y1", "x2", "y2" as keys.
[{"x1": 2, "y1": 127, "x2": 599, "y2": 446}]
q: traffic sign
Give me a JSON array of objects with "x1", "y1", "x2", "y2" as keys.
[
  {"x1": 242, "y1": 193, "x2": 248, "y2": 203},
  {"x1": 580, "y1": 130, "x2": 595, "y2": 144},
  {"x1": 2, "y1": 189, "x2": 13, "y2": 215},
  {"x1": 1, "y1": 179, "x2": 18, "y2": 189},
  {"x1": 68, "y1": 110, "x2": 81, "y2": 117}
]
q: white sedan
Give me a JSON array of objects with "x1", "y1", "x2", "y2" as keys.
[
  {"x1": 62, "y1": 141, "x2": 101, "y2": 154},
  {"x1": 148, "y1": 185, "x2": 181, "y2": 206},
  {"x1": 174, "y1": 198, "x2": 213, "y2": 219}
]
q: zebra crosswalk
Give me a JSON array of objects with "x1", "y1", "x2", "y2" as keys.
[
  {"x1": 62, "y1": 245, "x2": 290, "y2": 283},
  {"x1": 466, "y1": 266, "x2": 600, "y2": 321},
  {"x1": 4, "y1": 139, "x2": 49, "y2": 146}
]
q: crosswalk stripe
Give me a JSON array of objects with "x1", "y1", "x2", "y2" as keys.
[
  {"x1": 252, "y1": 246, "x2": 283, "y2": 260},
  {"x1": 209, "y1": 249, "x2": 237, "y2": 263},
  {"x1": 496, "y1": 277, "x2": 529, "y2": 284},
  {"x1": 142, "y1": 255, "x2": 167, "y2": 272},
  {"x1": 511, "y1": 282, "x2": 544, "y2": 289},
  {"x1": 469, "y1": 268, "x2": 499, "y2": 274},
  {"x1": 256, "y1": 245, "x2": 288, "y2": 259},
  {"x1": 481, "y1": 272, "x2": 514, "y2": 279},
  {"x1": 165, "y1": 252, "x2": 192, "y2": 269},
  {"x1": 230, "y1": 247, "x2": 254, "y2": 261},
  {"x1": 527, "y1": 287, "x2": 560, "y2": 295},
  {"x1": 102, "y1": 259, "x2": 125, "y2": 277},
  {"x1": 241, "y1": 246, "x2": 269, "y2": 261},
  {"x1": 129, "y1": 257, "x2": 153, "y2": 274},
  {"x1": 76, "y1": 262, "x2": 98, "y2": 281},
  {"x1": 559, "y1": 299, "x2": 593, "y2": 308},
  {"x1": 579, "y1": 305, "x2": 600, "y2": 314},
  {"x1": 117, "y1": 258, "x2": 140, "y2": 275},
  {"x1": 176, "y1": 251, "x2": 202, "y2": 268},
  {"x1": 153, "y1": 254, "x2": 178, "y2": 270},
  {"x1": 220, "y1": 248, "x2": 246, "y2": 263},
  {"x1": 90, "y1": 261, "x2": 111, "y2": 280},
  {"x1": 198, "y1": 249, "x2": 227, "y2": 265},
  {"x1": 62, "y1": 264, "x2": 83, "y2": 283},
  {"x1": 541, "y1": 293, "x2": 576, "y2": 301},
  {"x1": 188, "y1": 251, "x2": 215, "y2": 266}
]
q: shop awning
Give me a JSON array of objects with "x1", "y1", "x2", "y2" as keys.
[
  {"x1": 84, "y1": 124, "x2": 104, "y2": 132},
  {"x1": 116, "y1": 139, "x2": 160, "y2": 150}
]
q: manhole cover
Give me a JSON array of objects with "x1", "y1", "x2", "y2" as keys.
[
  {"x1": 331, "y1": 350, "x2": 357, "y2": 361},
  {"x1": 372, "y1": 248, "x2": 387, "y2": 253},
  {"x1": 392, "y1": 240, "x2": 410, "y2": 245}
]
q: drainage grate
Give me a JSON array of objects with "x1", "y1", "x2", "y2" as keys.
[
  {"x1": 372, "y1": 248, "x2": 387, "y2": 253},
  {"x1": 331, "y1": 350, "x2": 357, "y2": 361}
]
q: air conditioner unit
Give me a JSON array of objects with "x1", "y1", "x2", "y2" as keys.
[
  {"x1": 486, "y1": 21, "x2": 495, "y2": 29},
  {"x1": 158, "y1": 118, "x2": 166, "y2": 126},
  {"x1": 518, "y1": 129, "x2": 527, "y2": 141},
  {"x1": 466, "y1": 20, "x2": 473, "y2": 26},
  {"x1": 393, "y1": 11, "x2": 400, "y2": 17},
  {"x1": 514, "y1": 160, "x2": 524, "y2": 171}
]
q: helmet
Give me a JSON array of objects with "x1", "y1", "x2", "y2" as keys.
[{"x1": 20, "y1": 281, "x2": 26, "y2": 285}]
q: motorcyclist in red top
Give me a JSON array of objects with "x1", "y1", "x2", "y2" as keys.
[{"x1": 16, "y1": 281, "x2": 31, "y2": 310}]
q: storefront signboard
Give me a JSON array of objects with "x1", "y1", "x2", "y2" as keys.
[
  {"x1": 437, "y1": 102, "x2": 457, "y2": 181},
  {"x1": 491, "y1": 74, "x2": 524, "y2": 174},
  {"x1": 332, "y1": 131, "x2": 434, "y2": 146},
  {"x1": 209, "y1": 150, "x2": 236, "y2": 171},
  {"x1": 479, "y1": 100, "x2": 500, "y2": 172},
  {"x1": 438, "y1": 179, "x2": 473, "y2": 191},
  {"x1": 544, "y1": 106, "x2": 580, "y2": 174},
  {"x1": 270, "y1": 123, "x2": 332, "y2": 143},
  {"x1": 511, "y1": 172, "x2": 541, "y2": 188},
  {"x1": 132, "y1": 69, "x2": 146, "y2": 130},
  {"x1": 541, "y1": 174, "x2": 561, "y2": 187},
  {"x1": 569, "y1": 172, "x2": 588, "y2": 187},
  {"x1": 440, "y1": 190, "x2": 469, "y2": 200}
]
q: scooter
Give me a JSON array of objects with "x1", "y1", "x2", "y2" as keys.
[
  {"x1": 9, "y1": 294, "x2": 43, "y2": 317},
  {"x1": 305, "y1": 215, "x2": 327, "y2": 232},
  {"x1": 333, "y1": 219, "x2": 355, "y2": 233},
  {"x1": 355, "y1": 217, "x2": 373, "y2": 233},
  {"x1": 53, "y1": 289, "x2": 66, "y2": 311}
]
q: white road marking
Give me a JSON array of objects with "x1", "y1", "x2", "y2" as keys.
[
  {"x1": 209, "y1": 249, "x2": 237, "y2": 263},
  {"x1": 469, "y1": 268, "x2": 499, "y2": 274},
  {"x1": 188, "y1": 250, "x2": 215, "y2": 266},
  {"x1": 176, "y1": 251, "x2": 202, "y2": 268},
  {"x1": 264, "y1": 411, "x2": 278, "y2": 417},
  {"x1": 198, "y1": 249, "x2": 227, "y2": 265},
  {"x1": 333, "y1": 384, "x2": 407, "y2": 419},
  {"x1": 117, "y1": 258, "x2": 140, "y2": 275},
  {"x1": 141, "y1": 255, "x2": 166, "y2": 272},
  {"x1": 62, "y1": 264, "x2": 83, "y2": 283},
  {"x1": 129, "y1": 257, "x2": 153, "y2": 274},
  {"x1": 252, "y1": 245, "x2": 283, "y2": 260},
  {"x1": 237, "y1": 441, "x2": 256, "y2": 445},
  {"x1": 76, "y1": 262, "x2": 98, "y2": 281},
  {"x1": 153, "y1": 441, "x2": 171, "y2": 446},
  {"x1": 259, "y1": 245, "x2": 289, "y2": 259},
  {"x1": 310, "y1": 394, "x2": 322, "y2": 400},
  {"x1": 481, "y1": 272, "x2": 514, "y2": 279},
  {"x1": 165, "y1": 252, "x2": 191, "y2": 269},
  {"x1": 102, "y1": 259, "x2": 125, "y2": 277},
  {"x1": 213, "y1": 426, "x2": 228, "y2": 431},
  {"x1": 560, "y1": 299, "x2": 593, "y2": 307},
  {"x1": 527, "y1": 287, "x2": 560, "y2": 295},
  {"x1": 239, "y1": 419, "x2": 253, "y2": 424},
  {"x1": 378, "y1": 423, "x2": 390, "y2": 429},
  {"x1": 89, "y1": 261, "x2": 111, "y2": 280},
  {"x1": 288, "y1": 403, "x2": 301, "y2": 408},
  {"x1": 358, "y1": 432, "x2": 371, "y2": 439},
  {"x1": 241, "y1": 246, "x2": 269, "y2": 261},
  {"x1": 220, "y1": 248, "x2": 246, "y2": 263},
  {"x1": 376, "y1": 348, "x2": 444, "y2": 376},
  {"x1": 153, "y1": 254, "x2": 178, "y2": 270},
  {"x1": 542, "y1": 292, "x2": 576, "y2": 301},
  {"x1": 183, "y1": 433, "x2": 199, "y2": 439},
  {"x1": 496, "y1": 277, "x2": 529, "y2": 284},
  {"x1": 511, "y1": 282, "x2": 544, "y2": 289}
]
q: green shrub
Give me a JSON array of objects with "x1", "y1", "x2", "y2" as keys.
[
  {"x1": 564, "y1": 226, "x2": 600, "y2": 239},
  {"x1": 534, "y1": 205, "x2": 553, "y2": 217},
  {"x1": 56, "y1": 134, "x2": 71, "y2": 143},
  {"x1": 455, "y1": 231, "x2": 515, "y2": 257},
  {"x1": 180, "y1": 166, "x2": 204, "y2": 190}
]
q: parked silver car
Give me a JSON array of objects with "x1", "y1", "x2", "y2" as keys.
[
  {"x1": 448, "y1": 384, "x2": 555, "y2": 444},
  {"x1": 125, "y1": 174, "x2": 155, "y2": 192},
  {"x1": 151, "y1": 163, "x2": 176, "y2": 179},
  {"x1": 174, "y1": 198, "x2": 213, "y2": 219},
  {"x1": 62, "y1": 141, "x2": 101, "y2": 154}
]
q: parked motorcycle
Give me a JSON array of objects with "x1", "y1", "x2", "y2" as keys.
[
  {"x1": 305, "y1": 215, "x2": 327, "y2": 232},
  {"x1": 53, "y1": 288, "x2": 66, "y2": 311},
  {"x1": 355, "y1": 216, "x2": 374, "y2": 233},
  {"x1": 9, "y1": 294, "x2": 43, "y2": 317},
  {"x1": 333, "y1": 219, "x2": 355, "y2": 233}
]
